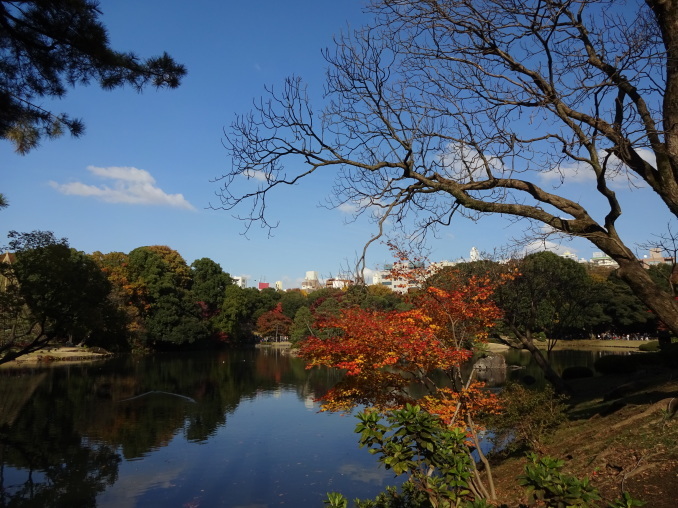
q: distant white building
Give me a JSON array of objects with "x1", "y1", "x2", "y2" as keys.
[
  {"x1": 232, "y1": 276, "x2": 248, "y2": 288},
  {"x1": 275, "y1": 280, "x2": 284, "y2": 291},
  {"x1": 470, "y1": 247, "x2": 480, "y2": 262},
  {"x1": 301, "y1": 271, "x2": 321, "y2": 292},
  {"x1": 325, "y1": 278, "x2": 352, "y2": 289},
  {"x1": 560, "y1": 251, "x2": 578, "y2": 262},
  {"x1": 642, "y1": 247, "x2": 674, "y2": 268},
  {"x1": 372, "y1": 261, "x2": 426, "y2": 293},
  {"x1": 590, "y1": 251, "x2": 619, "y2": 267},
  {"x1": 428, "y1": 260, "x2": 457, "y2": 273}
]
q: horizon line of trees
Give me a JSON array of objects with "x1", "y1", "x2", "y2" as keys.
[{"x1": 1, "y1": 229, "x2": 674, "y2": 366}]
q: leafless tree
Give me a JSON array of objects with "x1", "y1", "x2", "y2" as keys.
[{"x1": 214, "y1": 0, "x2": 678, "y2": 337}]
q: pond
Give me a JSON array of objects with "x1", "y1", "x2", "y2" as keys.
[{"x1": 0, "y1": 347, "x2": 621, "y2": 507}]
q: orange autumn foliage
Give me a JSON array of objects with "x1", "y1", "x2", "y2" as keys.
[
  {"x1": 299, "y1": 266, "x2": 504, "y2": 422},
  {"x1": 412, "y1": 273, "x2": 503, "y2": 349},
  {"x1": 300, "y1": 307, "x2": 472, "y2": 411}
]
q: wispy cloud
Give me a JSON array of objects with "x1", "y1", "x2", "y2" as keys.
[
  {"x1": 540, "y1": 148, "x2": 656, "y2": 186},
  {"x1": 242, "y1": 169, "x2": 268, "y2": 182},
  {"x1": 337, "y1": 197, "x2": 381, "y2": 215},
  {"x1": 49, "y1": 166, "x2": 195, "y2": 210}
]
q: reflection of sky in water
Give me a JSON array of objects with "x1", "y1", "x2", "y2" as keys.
[
  {"x1": 97, "y1": 388, "x2": 396, "y2": 507},
  {"x1": 3, "y1": 349, "x2": 610, "y2": 507}
]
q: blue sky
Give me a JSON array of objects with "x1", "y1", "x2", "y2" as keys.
[{"x1": 1, "y1": 1, "x2": 674, "y2": 288}]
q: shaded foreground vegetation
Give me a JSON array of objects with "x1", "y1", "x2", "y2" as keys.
[{"x1": 320, "y1": 350, "x2": 678, "y2": 508}]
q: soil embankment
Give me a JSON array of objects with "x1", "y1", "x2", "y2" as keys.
[{"x1": 490, "y1": 362, "x2": 678, "y2": 507}]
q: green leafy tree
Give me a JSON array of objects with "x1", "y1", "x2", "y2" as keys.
[
  {"x1": 214, "y1": 285, "x2": 264, "y2": 343},
  {"x1": 126, "y1": 246, "x2": 207, "y2": 347},
  {"x1": 1, "y1": 230, "x2": 114, "y2": 363},
  {"x1": 498, "y1": 252, "x2": 604, "y2": 345},
  {"x1": 0, "y1": 0, "x2": 186, "y2": 153},
  {"x1": 593, "y1": 274, "x2": 657, "y2": 334},
  {"x1": 491, "y1": 252, "x2": 605, "y2": 392},
  {"x1": 290, "y1": 306, "x2": 314, "y2": 344},
  {"x1": 190, "y1": 257, "x2": 232, "y2": 316},
  {"x1": 253, "y1": 287, "x2": 282, "y2": 320},
  {"x1": 647, "y1": 263, "x2": 677, "y2": 297},
  {"x1": 278, "y1": 289, "x2": 308, "y2": 319}
]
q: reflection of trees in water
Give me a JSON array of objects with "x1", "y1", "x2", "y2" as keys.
[
  {"x1": 0, "y1": 349, "x2": 348, "y2": 505},
  {"x1": 295, "y1": 364, "x2": 345, "y2": 404},
  {"x1": 0, "y1": 371, "x2": 46, "y2": 427},
  {"x1": 0, "y1": 372, "x2": 120, "y2": 507}
]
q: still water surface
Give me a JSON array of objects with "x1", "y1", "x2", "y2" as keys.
[
  {"x1": 1, "y1": 349, "x2": 398, "y2": 507},
  {"x1": 0, "y1": 347, "x2": 617, "y2": 507}
]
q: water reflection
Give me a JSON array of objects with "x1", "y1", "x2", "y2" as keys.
[
  {"x1": 0, "y1": 347, "x2": 619, "y2": 507},
  {"x1": 0, "y1": 350, "x2": 371, "y2": 507},
  {"x1": 1, "y1": 368, "x2": 121, "y2": 507},
  {"x1": 503, "y1": 348, "x2": 620, "y2": 387}
]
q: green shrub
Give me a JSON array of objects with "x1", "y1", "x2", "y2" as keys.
[
  {"x1": 638, "y1": 341, "x2": 659, "y2": 352},
  {"x1": 488, "y1": 383, "x2": 568, "y2": 455},
  {"x1": 518, "y1": 454, "x2": 644, "y2": 508},
  {"x1": 519, "y1": 453, "x2": 601, "y2": 507},
  {"x1": 355, "y1": 405, "x2": 475, "y2": 507}
]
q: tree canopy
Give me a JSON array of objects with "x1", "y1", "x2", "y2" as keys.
[
  {"x1": 0, "y1": 230, "x2": 115, "y2": 363},
  {"x1": 217, "y1": 0, "x2": 678, "y2": 337},
  {"x1": 0, "y1": 0, "x2": 186, "y2": 153}
]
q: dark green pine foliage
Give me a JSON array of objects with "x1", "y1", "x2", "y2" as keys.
[
  {"x1": 497, "y1": 252, "x2": 606, "y2": 341},
  {"x1": 0, "y1": 0, "x2": 186, "y2": 153}
]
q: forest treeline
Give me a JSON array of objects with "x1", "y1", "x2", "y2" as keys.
[{"x1": 0, "y1": 230, "x2": 674, "y2": 363}]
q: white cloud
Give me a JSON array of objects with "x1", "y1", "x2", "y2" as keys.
[
  {"x1": 523, "y1": 239, "x2": 574, "y2": 257},
  {"x1": 540, "y1": 148, "x2": 656, "y2": 186},
  {"x1": 361, "y1": 267, "x2": 375, "y2": 284},
  {"x1": 337, "y1": 197, "x2": 381, "y2": 215},
  {"x1": 438, "y1": 143, "x2": 504, "y2": 181},
  {"x1": 49, "y1": 166, "x2": 195, "y2": 210},
  {"x1": 338, "y1": 202, "x2": 359, "y2": 214},
  {"x1": 242, "y1": 169, "x2": 268, "y2": 182}
]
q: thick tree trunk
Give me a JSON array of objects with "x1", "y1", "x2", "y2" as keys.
[
  {"x1": 647, "y1": 0, "x2": 678, "y2": 215},
  {"x1": 588, "y1": 231, "x2": 678, "y2": 339},
  {"x1": 616, "y1": 258, "x2": 678, "y2": 343}
]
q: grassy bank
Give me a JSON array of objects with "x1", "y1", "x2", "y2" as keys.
[
  {"x1": 490, "y1": 366, "x2": 678, "y2": 507},
  {"x1": 486, "y1": 339, "x2": 649, "y2": 353}
]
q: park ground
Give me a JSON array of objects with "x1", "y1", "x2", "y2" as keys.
[
  {"x1": 488, "y1": 343, "x2": 678, "y2": 507},
  {"x1": 0, "y1": 346, "x2": 112, "y2": 367}
]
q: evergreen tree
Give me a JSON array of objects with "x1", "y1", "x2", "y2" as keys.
[{"x1": 0, "y1": 0, "x2": 186, "y2": 153}]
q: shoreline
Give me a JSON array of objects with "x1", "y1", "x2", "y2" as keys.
[
  {"x1": 1, "y1": 346, "x2": 113, "y2": 369},
  {"x1": 2, "y1": 339, "x2": 645, "y2": 368},
  {"x1": 484, "y1": 339, "x2": 647, "y2": 354}
]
